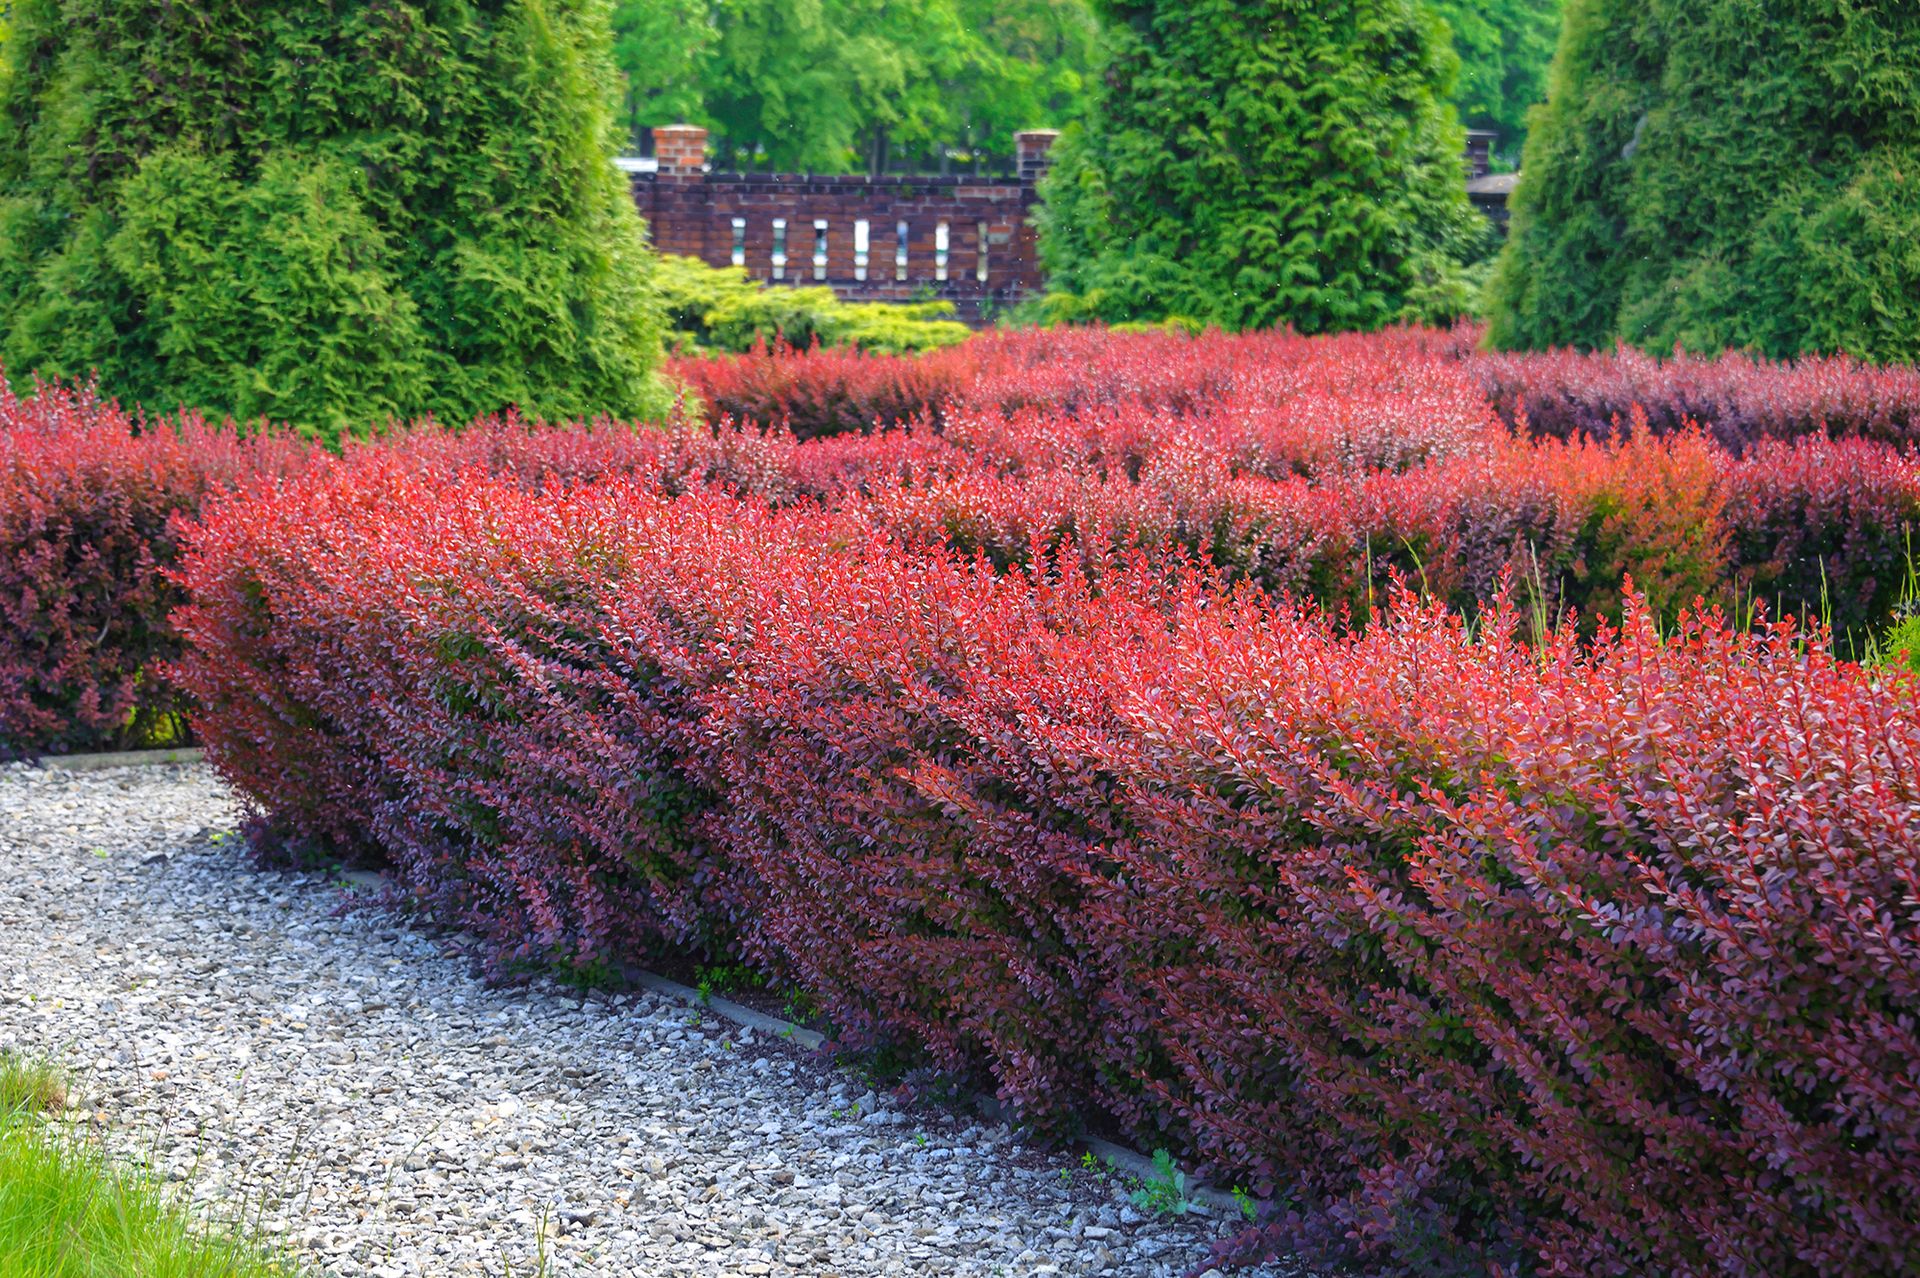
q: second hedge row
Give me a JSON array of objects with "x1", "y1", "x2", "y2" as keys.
[{"x1": 8, "y1": 360, "x2": 1920, "y2": 758}]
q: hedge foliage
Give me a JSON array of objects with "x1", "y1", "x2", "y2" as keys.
[
  {"x1": 1036, "y1": 0, "x2": 1486, "y2": 332},
  {"x1": 13, "y1": 324, "x2": 1920, "y2": 754},
  {"x1": 655, "y1": 255, "x2": 971, "y2": 355},
  {"x1": 0, "y1": 381, "x2": 298, "y2": 760},
  {"x1": 1426, "y1": 0, "x2": 1563, "y2": 162},
  {"x1": 0, "y1": 374, "x2": 695, "y2": 760},
  {"x1": 1485, "y1": 0, "x2": 1920, "y2": 362},
  {"x1": 170, "y1": 452, "x2": 1920, "y2": 1277},
  {"x1": 0, "y1": 0, "x2": 672, "y2": 440}
]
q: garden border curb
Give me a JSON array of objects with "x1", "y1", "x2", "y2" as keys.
[
  {"x1": 38, "y1": 747, "x2": 205, "y2": 772},
  {"x1": 621, "y1": 962, "x2": 1244, "y2": 1214},
  {"x1": 644, "y1": 969, "x2": 1245, "y2": 1213},
  {"x1": 335, "y1": 874, "x2": 1250, "y2": 1216}
]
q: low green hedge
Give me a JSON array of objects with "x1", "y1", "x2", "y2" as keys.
[{"x1": 656, "y1": 255, "x2": 971, "y2": 355}]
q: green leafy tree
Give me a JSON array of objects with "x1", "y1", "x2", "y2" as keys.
[
  {"x1": 888, "y1": 0, "x2": 1099, "y2": 173},
  {"x1": 0, "y1": 0, "x2": 671, "y2": 438},
  {"x1": 1427, "y1": 0, "x2": 1562, "y2": 162},
  {"x1": 1485, "y1": 0, "x2": 1920, "y2": 362},
  {"x1": 610, "y1": 0, "x2": 1096, "y2": 173},
  {"x1": 1037, "y1": 0, "x2": 1484, "y2": 333},
  {"x1": 611, "y1": 0, "x2": 710, "y2": 151}
]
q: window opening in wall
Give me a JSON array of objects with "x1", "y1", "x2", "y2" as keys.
[
  {"x1": 853, "y1": 220, "x2": 870, "y2": 282},
  {"x1": 896, "y1": 221, "x2": 909, "y2": 281},
  {"x1": 935, "y1": 221, "x2": 950, "y2": 282},
  {"x1": 730, "y1": 217, "x2": 746, "y2": 268},
  {"x1": 771, "y1": 218, "x2": 787, "y2": 281},
  {"x1": 976, "y1": 221, "x2": 989, "y2": 283},
  {"x1": 813, "y1": 219, "x2": 829, "y2": 280}
]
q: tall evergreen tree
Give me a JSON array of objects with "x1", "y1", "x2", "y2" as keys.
[
  {"x1": 1036, "y1": 0, "x2": 1483, "y2": 333},
  {"x1": 1486, "y1": 0, "x2": 1920, "y2": 362},
  {"x1": 0, "y1": 0, "x2": 670, "y2": 438}
]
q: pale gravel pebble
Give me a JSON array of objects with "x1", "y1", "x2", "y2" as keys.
[{"x1": 0, "y1": 761, "x2": 1304, "y2": 1278}]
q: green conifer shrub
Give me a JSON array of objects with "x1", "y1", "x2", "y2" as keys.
[
  {"x1": 1485, "y1": 0, "x2": 1920, "y2": 363},
  {"x1": 0, "y1": 0, "x2": 671, "y2": 438},
  {"x1": 1035, "y1": 0, "x2": 1485, "y2": 333}
]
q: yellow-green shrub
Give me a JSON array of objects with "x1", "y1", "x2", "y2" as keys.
[{"x1": 656, "y1": 255, "x2": 970, "y2": 355}]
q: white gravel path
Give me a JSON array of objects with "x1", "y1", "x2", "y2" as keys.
[{"x1": 0, "y1": 761, "x2": 1301, "y2": 1278}]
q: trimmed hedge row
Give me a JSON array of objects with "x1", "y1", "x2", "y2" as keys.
[
  {"x1": 852, "y1": 421, "x2": 1920, "y2": 644},
  {"x1": 0, "y1": 379, "x2": 705, "y2": 759},
  {"x1": 672, "y1": 326, "x2": 1920, "y2": 452},
  {"x1": 170, "y1": 459, "x2": 1920, "y2": 1276},
  {"x1": 0, "y1": 381, "x2": 304, "y2": 759},
  {"x1": 1467, "y1": 341, "x2": 1920, "y2": 451},
  {"x1": 12, "y1": 320, "x2": 1920, "y2": 760}
]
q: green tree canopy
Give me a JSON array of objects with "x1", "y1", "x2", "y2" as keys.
[
  {"x1": 1427, "y1": 0, "x2": 1563, "y2": 163},
  {"x1": 612, "y1": 0, "x2": 1098, "y2": 173},
  {"x1": 1485, "y1": 0, "x2": 1920, "y2": 363},
  {"x1": 1036, "y1": 0, "x2": 1484, "y2": 333},
  {"x1": 0, "y1": 0, "x2": 671, "y2": 438}
]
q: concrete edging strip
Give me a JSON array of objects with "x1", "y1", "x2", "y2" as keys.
[
  {"x1": 39, "y1": 747, "x2": 206, "y2": 772},
  {"x1": 334, "y1": 860, "x2": 1247, "y2": 1218},
  {"x1": 621, "y1": 971, "x2": 1242, "y2": 1215}
]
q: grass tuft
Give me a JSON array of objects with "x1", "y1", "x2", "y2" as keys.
[
  {"x1": 0, "y1": 1054, "x2": 68, "y2": 1117},
  {"x1": 0, "y1": 1052, "x2": 301, "y2": 1278}
]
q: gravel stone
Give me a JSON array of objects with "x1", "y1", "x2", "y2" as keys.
[{"x1": 0, "y1": 762, "x2": 1308, "y2": 1277}]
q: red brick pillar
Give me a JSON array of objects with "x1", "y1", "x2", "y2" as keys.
[
  {"x1": 648, "y1": 125, "x2": 711, "y2": 261},
  {"x1": 1015, "y1": 130, "x2": 1061, "y2": 188},
  {"x1": 1013, "y1": 130, "x2": 1060, "y2": 292},
  {"x1": 653, "y1": 124, "x2": 709, "y2": 175}
]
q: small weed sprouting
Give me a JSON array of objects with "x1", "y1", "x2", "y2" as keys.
[
  {"x1": 1128, "y1": 1149, "x2": 1195, "y2": 1218},
  {"x1": 1231, "y1": 1185, "x2": 1257, "y2": 1221},
  {"x1": 694, "y1": 962, "x2": 765, "y2": 1008}
]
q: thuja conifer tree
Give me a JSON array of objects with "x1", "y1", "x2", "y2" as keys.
[
  {"x1": 1485, "y1": 0, "x2": 1920, "y2": 362},
  {"x1": 1036, "y1": 0, "x2": 1484, "y2": 333},
  {"x1": 0, "y1": 0, "x2": 671, "y2": 438}
]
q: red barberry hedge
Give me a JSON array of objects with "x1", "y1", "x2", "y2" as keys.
[
  {"x1": 1465, "y1": 340, "x2": 1920, "y2": 451},
  {"x1": 667, "y1": 325, "x2": 1920, "y2": 454},
  {"x1": 172, "y1": 459, "x2": 1920, "y2": 1277},
  {"x1": 0, "y1": 374, "x2": 737, "y2": 761},
  {"x1": 20, "y1": 324, "x2": 1920, "y2": 763},
  {"x1": 0, "y1": 380, "x2": 308, "y2": 758}
]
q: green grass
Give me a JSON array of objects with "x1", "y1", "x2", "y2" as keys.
[
  {"x1": 0, "y1": 1053, "x2": 301, "y2": 1278},
  {"x1": 1875, "y1": 614, "x2": 1920, "y2": 675},
  {"x1": 0, "y1": 1056, "x2": 70, "y2": 1119}
]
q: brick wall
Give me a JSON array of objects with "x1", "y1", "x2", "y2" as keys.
[
  {"x1": 635, "y1": 126, "x2": 1056, "y2": 325},
  {"x1": 634, "y1": 125, "x2": 1513, "y2": 325}
]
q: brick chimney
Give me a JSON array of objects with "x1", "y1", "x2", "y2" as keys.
[
  {"x1": 653, "y1": 124, "x2": 708, "y2": 176},
  {"x1": 1015, "y1": 130, "x2": 1061, "y2": 187}
]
